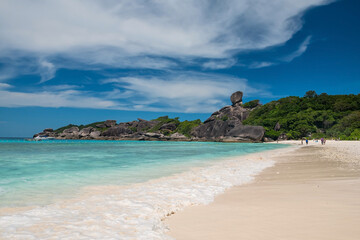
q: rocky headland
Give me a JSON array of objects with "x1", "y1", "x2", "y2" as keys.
[{"x1": 34, "y1": 91, "x2": 265, "y2": 142}]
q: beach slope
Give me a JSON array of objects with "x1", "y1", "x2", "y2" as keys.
[{"x1": 166, "y1": 141, "x2": 360, "y2": 240}]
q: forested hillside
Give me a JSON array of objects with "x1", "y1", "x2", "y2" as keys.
[{"x1": 243, "y1": 91, "x2": 360, "y2": 140}]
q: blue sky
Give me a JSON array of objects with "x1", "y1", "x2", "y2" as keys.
[{"x1": 0, "y1": 0, "x2": 359, "y2": 137}]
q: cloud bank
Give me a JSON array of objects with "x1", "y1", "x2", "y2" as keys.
[
  {"x1": 0, "y1": 0, "x2": 332, "y2": 112},
  {"x1": 0, "y1": 72, "x2": 273, "y2": 113},
  {"x1": 0, "y1": 0, "x2": 330, "y2": 61}
]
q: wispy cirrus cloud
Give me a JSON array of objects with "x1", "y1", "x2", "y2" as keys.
[
  {"x1": 0, "y1": 89, "x2": 119, "y2": 109},
  {"x1": 248, "y1": 62, "x2": 276, "y2": 69},
  {"x1": 41, "y1": 84, "x2": 83, "y2": 91},
  {"x1": 0, "y1": 0, "x2": 333, "y2": 115},
  {"x1": 282, "y1": 36, "x2": 312, "y2": 62},
  {"x1": 0, "y1": 83, "x2": 13, "y2": 89},
  {"x1": 0, "y1": 0, "x2": 331, "y2": 80},
  {"x1": 38, "y1": 60, "x2": 57, "y2": 83},
  {"x1": 0, "y1": 71, "x2": 274, "y2": 113},
  {"x1": 0, "y1": 1, "x2": 328, "y2": 57},
  {"x1": 245, "y1": 36, "x2": 313, "y2": 69},
  {"x1": 202, "y1": 59, "x2": 237, "y2": 70},
  {"x1": 102, "y1": 72, "x2": 275, "y2": 113}
]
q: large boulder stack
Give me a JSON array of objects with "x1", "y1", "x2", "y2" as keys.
[
  {"x1": 59, "y1": 126, "x2": 80, "y2": 139},
  {"x1": 104, "y1": 120, "x2": 117, "y2": 127},
  {"x1": 33, "y1": 128, "x2": 56, "y2": 138},
  {"x1": 33, "y1": 91, "x2": 265, "y2": 142},
  {"x1": 191, "y1": 91, "x2": 264, "y2": 142},
  {"x1": 79, "y1": 127, "x2": 94, "y2": 137},
  {"x1": 101, "y1": 123, "x2": 133, "y2": 137}
]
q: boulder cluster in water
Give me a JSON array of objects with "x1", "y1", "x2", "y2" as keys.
[{"x1": 34, "y1": 91, "x2": 265, "y2": 142}]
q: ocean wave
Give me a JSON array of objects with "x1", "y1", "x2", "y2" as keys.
[{"x1": 0, "y1": 148, "x2": 292, "y2": 239}]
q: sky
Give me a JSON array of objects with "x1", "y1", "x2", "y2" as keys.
[{"x1": 0, "y1": 0, "x2": 359, "y2": 137}]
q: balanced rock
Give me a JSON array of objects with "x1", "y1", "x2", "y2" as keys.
[
  {"x1": 32, "y1": 91, "x2": 266, "y2": 142},
  {"x1": 192, "y1": 91, "x2": 264, "y2": 142},
  {"x1": 230, "y1": 91, "x2": 243, "y2": 105}
]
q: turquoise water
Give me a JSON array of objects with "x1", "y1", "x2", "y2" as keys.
[{"x1": 0, "y1": 139, "x2": 288, "y2": 207}]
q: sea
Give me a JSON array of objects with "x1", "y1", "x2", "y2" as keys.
[{"x1": 0, "y1": 138, "x2": 289, "y2": 239}]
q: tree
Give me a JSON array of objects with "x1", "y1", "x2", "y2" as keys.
[
  {"x1": 243, "y1": 99, "x2": 260, "y2": 109},
  {"x1": 243, "y1": 92, "x2": 360, "y2": 139},
  {"x1": 304, "y1": 90, "x2": 318, "y2": 98}
]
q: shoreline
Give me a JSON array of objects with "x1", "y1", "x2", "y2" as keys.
[
  {"x1": 0, "y1": 143, "x2": 293, "y2": 239},
  {"x1": 0, "y1": 144, "x2": 291, "y2": 212},
  {"x1": 165, "y1": 140, "x2": 360, "y2": 239}
]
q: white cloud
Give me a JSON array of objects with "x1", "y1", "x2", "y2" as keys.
[
  {"x1": 0, "y1": 1, "x2": 332, "y2": 112},
  {"x1": 0, "y1": 1, "x2": 330, "y2": 61},
  {"x1": 248, "y1": 62, "x2": 275, "y2": 69},
  {"x1": 203, "y1": 59, "x2": 237, "y2": 70},
  {"x1": 0, "y1": 54, "x2": 57, "y2": 83},
  {"x1": 0, "y1": 83, "x2": 12, "y2": 89},
  {"x1": 0, "y1": 72, "x2": 275, "y2": 112},
  {"x1": 41, "y1": 84, "x2": 82, "y2": 91},
  {"x1": 99, "y1": 88, "x2": 136, "y2": 100},
  {"x1": 0, "y1": 89, "x2": 118, "y2": 109},
  {"x1": 102, "y1": 72, "x2": 274, "y2": 113},
  {"x1": 39, "y1": 60, "x2": 56, "y2": 83},
  {"x1": 244, "y1": 35, "x2": 313, "y2": 69},
  {"x1": 283, "y1": 36, "x2": 312, "y2": 62}
]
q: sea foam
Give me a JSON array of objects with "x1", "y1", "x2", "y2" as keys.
[{"x1": 0, "y1": 149, "x2": 284, "y2": 240}]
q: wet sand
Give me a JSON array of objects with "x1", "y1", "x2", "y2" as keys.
[{"x1": 165, "y1": 141, "x2": 360, "y2": 240}]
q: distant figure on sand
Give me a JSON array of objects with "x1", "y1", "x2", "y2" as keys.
[
  {"x1": 321, "y1": 138, "x2": 324, "y2": 145},
  {"x1": 324, "y1": 139, "x2": 326, "y2": 145},
  {"x1": 301, "y1": 139, "x2": 303, "y2": 145},
  {"x1": 306, "y1": 139, "x2": 309, "y2": 145}
]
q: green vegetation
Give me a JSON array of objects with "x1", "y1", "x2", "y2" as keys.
[
  {"x1": 78, "y1": 121, "x2": 105, "y2": 130},
  {"x1": 149, "y1": 116, "x2": 201, "y2": 138},
  {"x1": 243, "y1": 99, "x2": 260, "y2": 109},
  {"x1": 54, "y1": 124, "x2": 78, "y2": 133},
  {"x1": 55, "y1": 121, "x2": 107, "y2": 133},
  {"x1": 243, "y1": 91, "x2": 360, "y2": 140},
  {"x1": 149, "y1": 116, "x2": 180, "y2": 132},
  {"x1": 129, "y1": 126, "x2": 137, "y2": 132},
  {"x1": 52, "y1": 91, "x2": 359, "y2": 141},
  {"x1": 220, "y1": 115, "x2": 229, "y2": 121},
  {"x1": 53, "y1": 116, "x2": 202, "y2": 138},
  {"x1": 176, "y1": 119, "x2": 202, "y2": 137}
]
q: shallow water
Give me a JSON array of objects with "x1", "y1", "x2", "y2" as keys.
[{"x1": 0, "y1": 139, "x2": 288, "y2": 239}]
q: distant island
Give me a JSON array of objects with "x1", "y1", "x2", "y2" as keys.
[{"x1": 34, "y1": 91, "x2": 360, "y2": 142}]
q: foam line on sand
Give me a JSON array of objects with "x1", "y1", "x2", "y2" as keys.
[{"x1": 165, "y1": 141, "x2": 360, "y2": 240}]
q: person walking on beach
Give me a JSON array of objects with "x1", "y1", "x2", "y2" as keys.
[
  {"x1": 324, "y1": 139, "x2": 326, "y2": 145},
  {"x1": 301, "y1": 139, "x2": 303, "y2": 145},
  {"x1": 306, "y1": 139, "x2": 309, "y2": 145},
  {"x1": 321, "y1": 138, "x2": 324, "y2": 145}
]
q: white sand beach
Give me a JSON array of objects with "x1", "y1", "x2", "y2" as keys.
[{"x1": 165, "y1": 141, "x2": 360, "y2": 240}]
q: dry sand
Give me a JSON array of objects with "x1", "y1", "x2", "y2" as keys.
[{"x1": 165, "y1": 141, "x2": 360, "y2": 240}]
